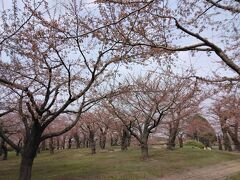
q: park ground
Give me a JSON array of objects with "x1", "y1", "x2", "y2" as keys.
[{"x1": 1, "y1": 146, "x2": 240, "y2": 180}]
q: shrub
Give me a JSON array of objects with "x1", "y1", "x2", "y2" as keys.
[{"x1": 184, "y1": 140, "x2": 205, "y2": 149}]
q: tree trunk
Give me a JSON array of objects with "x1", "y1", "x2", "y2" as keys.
[
  {"x1": 110, "y1": 136, "x2": 113, "y2": 146},
  {"x1": 167, "y1": 134, "x2": 176, "y2": 150},
  {"x1": 86, "y1": 140, "x2": 89, "y2": 148},
  {"x1": 49, "y1": 137, "x2": 54, "y2": 154},
  {"x1": 19, "y1": 125, "x2": 42, "y2": 180},
  {"x1": 140, "y1": 140, "x2": 148, "y2": 160},
  {"x1": 193, "y1": 132, "x2": 199, "y2": 141},
  {"x1": 99, "y1": 133, "x2": 106, "y2": 150},
  {"x1": 167, "y1": 120, "x2": 180, "y2": 150},
  {"x1": 234, "y1": 122, "x2": 240, "y2": 151},
  {"x1": 223, "y1": 132, "x2": 232, "y2": 151},
  {"x1": 111, "y1": 135, "x2": 118, "y2": 146},
  {"x1": 178, "y1": 134, "x2": 183, "y2": 148},
  {"x1": 1, "y1": 139, "x2": 7, "y2": 160},
  {"x1": 217, "y1": 135, "x2": 223, "y2": 150},
  {"x1": 0, "y1": 138, "x2": 2, "y2": 157},
  {"x1": 91, "y1": 142, "x2": 96, "y2": 154},
  {"x1": 89, "y1": 130, "x2": 96, "y2": 154},
  {"x1": 16, "y1": 149, "x2": 21, "y2": 156},
  {"x1": 140, "y1": 134, "x2": 149, "y2": 160},
  {"x1": 127, "y1": 135, "x2": 131, "y2": 147},
  {"x1": 0, "y1": 137, "x2": 3, "y2": 156},
  {"x1": 62, "y1": 136, "x2": 66, "y2": 149},
  {"x1": 56, "y1": 137, "x2": 60, "y2": 150},
  {"x1": 19, "y1": 153, "x2": 34, "y2": 180},
  {"x1": 74, "y1": 133, "x2": 80, "y2": 149},
  {"x1": 68, "y1": 137, "x2": 72, "y2": 149},
  {"x1": 121, "y1": 127, "x2": 130, "y2": 151},
  {"x1": 16, "y1": 139, "x2": 22, "y2": 156},
  {"x1": 82, "y1": 134, "x2": 87, "y2": 148},
  {"x1": 229, "y1": 134, "x2": 240, "y2": 151},
  {"x1": 220, "y1": 118, "x2": 232, "y2": 151},
  {"x1": 227, "y1": 123, "x2": 240, "y2": 151}
]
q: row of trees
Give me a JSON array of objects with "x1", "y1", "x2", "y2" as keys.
[
  {"x1": 211, "y1": 94, "x2": 240, "y2": 151},
  {"x1": 0, "y1": 0, "x2": 239, "y2": 180},
  {"x1": 0, "y1": 70, "x2": 206, "y2": 157}
]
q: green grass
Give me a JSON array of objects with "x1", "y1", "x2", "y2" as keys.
[
  {"x1": 1, "y1": 146, "x2": 240, "y2": 180},
  {"x1": 228, "y1": 172, "x2": 240, "y2": 180}
]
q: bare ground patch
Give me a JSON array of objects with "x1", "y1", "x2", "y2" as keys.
[{"x1": 159, "y1": 159, "x2": 240, "y2": 180}]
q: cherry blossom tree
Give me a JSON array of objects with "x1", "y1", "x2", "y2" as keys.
[
  {"x1": 0, "y1": 1, "x2": 134, "y2": 179},
  {"x1": 164, "y1": 82, "x2": 206, "y2": 150},
  {"x1": 106, "y1": 72, "x2": 197, "y2": 159},
  {"x1": 80, "y1": 112, "x2": 100, "y2": 154},
  {"x1": 185, "y1": 114, "x2": 216, "y2": 148},
  {"x1": 211, "y1": 94, "x2": 240, "y2": 151},
  {"x1": 97, "y1": 0, "x2": 240, "y2": 81}
]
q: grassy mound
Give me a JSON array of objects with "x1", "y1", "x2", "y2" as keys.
[{"x1": 184, "y1": 140, "x2": 205, "y2": 149}]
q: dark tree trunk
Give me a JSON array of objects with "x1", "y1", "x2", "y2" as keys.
[
  {"x1": 167, "y1": 133, "x2": 176, "y2": 150},
  {"x1": 111, "y1": 135, "x2": 118, "y2": 146},
  {"x1": 121, "y1": 127, "x2": 131, "y2": 151},
  {"x1": 0, "y1": 137, "x2": 3, "y2": 156},
  {"x1": 140, "y1": 138, "x2": 148, "y2": 160},
  {"x1": 68, "y1": 137, "x2": 72, "y2": 149},
  {"x1": 139, "y1": 133, "x2": 149, "y2": 160},
  {"x1": 82, "y1": 134, "x2": 87, "y2": 148},
  {"x1": 193, "y1": 132, "x2": 199, "y2": 141},
  {"x1": 16, "y1": 139, "x2": 22, "y2": 156},
  {"x1": 16, "y1": 149, "x2": 21, "y2": 156},
  {"x1": 56, "y1": 137, "x2": 60, "y2": 150},
  {"x1": 110, "y1": 136, "x2": 113, "y2": 146},
  {"x1": 217, "y1": 135, "x2": 223, "y2": 150},
  {"x1": 74, "y1": 133, "x2": 80, "y2": 149},
  {"x1": 19, "y1": 125, "x2": 42, "y2": 180},
  {"x1": 167, "y1": 120, "x2": 180, "y2": 150},
  {"x1": 1, "y1": 139, "x2": 7, "y2": 160},
  {"x1": 127, "y1": 136, "x2": 131, "y2": 147},
  {"x1": 114, "y1": 135, "x2": 118, "y2": 146},
  {"x1": 49, "y1": 137, "x2": 54, "y2": 154},
  {"x1": 178, "y1": 134, "x2": 183, "y2": 148},
  {"x1": 228, "y1": 123, "x2": 240, "y2": 151},
  {"x1": 229, "y1": 134, "x2": 240, "y2": 151},
  {"x1": 62, "y1": 136, "x2": 66, "y2": 149},
  {"x1": 89, "y1": 131, "x2": 96, "y2": 154},
  {"x1": 91, "y1": 142, "x2": 96, "y2": 154},
  {"x1": 99, "y1": 133, "x2": 107, "y2": 150},
  {"x1": 234, "y1": 122, "x2": 240, "y2": 151},
  {"x1": 19, "y1": 154, "x2": 34, "y2": 180},
  {"x1": 86, "y1": 140, "x2": 89, "y2": 148},
  {"x1": 220, "y1": 118, "x2": 232, "y2": 151},
  {"x1": 223, "y1": 132, "x2": 232, "y2": 151}
]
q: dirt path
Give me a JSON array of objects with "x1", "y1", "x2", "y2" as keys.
[{"x1": 159, "y1": 160, "x2": 240, "y2": 180}]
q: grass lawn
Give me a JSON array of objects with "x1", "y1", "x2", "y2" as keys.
[
  {"x1": 1, "y1": 146, "x2": 240, "y2": 180},
  {"x1": 229, "y1": 173, "x2": 240, "y2": 180}
]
